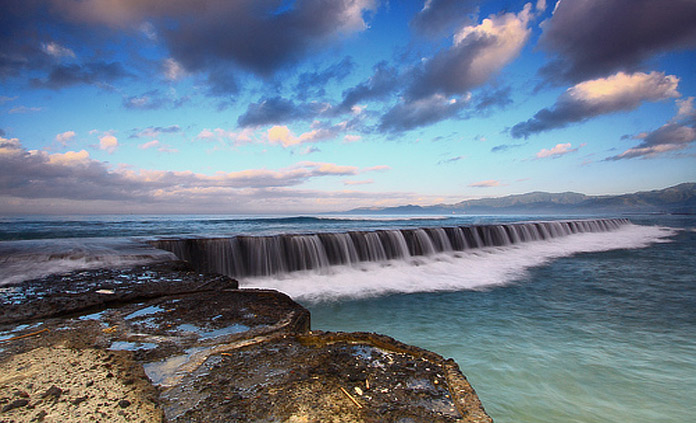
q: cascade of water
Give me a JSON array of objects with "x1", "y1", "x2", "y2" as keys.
[{"x1": 149, "y1": 218, "x2": 630, "y2": 278}]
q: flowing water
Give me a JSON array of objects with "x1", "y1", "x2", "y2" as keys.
[{"x1": 1, "y1": 214, "x2": 694, "y2": 422}]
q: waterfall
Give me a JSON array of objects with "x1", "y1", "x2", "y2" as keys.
[{"x1": 150, "y1": 218, "x2": 630, "y2": 278}]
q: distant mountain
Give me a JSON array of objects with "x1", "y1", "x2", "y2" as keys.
[{"x1": 342, "y1": 183, "x2": 696, "y2": 215}]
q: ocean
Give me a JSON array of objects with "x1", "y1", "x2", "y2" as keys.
[{"x1": 1, "y1": 214, "x2": 694, "y2": 422}]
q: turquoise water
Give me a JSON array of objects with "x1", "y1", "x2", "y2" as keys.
[{"x1": 307, "y1": 216, "x2": 696, "y2": 422}]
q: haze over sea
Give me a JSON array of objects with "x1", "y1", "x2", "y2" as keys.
[{"x1": 1, "y1": 214, "x2": 694, "y2": 422}]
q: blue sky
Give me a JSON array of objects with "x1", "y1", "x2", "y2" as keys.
[{"x1": 1, "y1": 0, "x2": 695, "y2": 214}]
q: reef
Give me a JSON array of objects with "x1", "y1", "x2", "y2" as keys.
[{"x1": 0, "y1": 262, "x2": 492, "y2": 422}]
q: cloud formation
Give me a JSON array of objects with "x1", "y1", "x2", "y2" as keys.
[
  {"x1": 132, "y1": 125, "x2": 181, "y2": 139},
  {"x1": 138, "y1": 140, "x2": 178, "y2": 153},
  {"x1": 381, "y1": 2, "x2": 538, "y2": 132},
  {"x1": 380, "y1": 94, "x2": 465, "y2": 132},
  {"x1": 295, "y1": 57, "x2": 355, "y2": 100},
  {"x1": 336, "y1": 61, "x2": 400, "y2": 114},
  {"x1": 31, "y1": 62, "x2": 131, "y2": 89},
  {"x1": 55, "y1": 131, "x2": 76, "y2": 145},
  {"x1": 535, "y1": 142, "x2": 583, "y2": 159},
  {"x1": 8, "y1": 106, "x2": 43, "y2": 114},
  {"x1": 0, "y1": 137, "x2": 396, "y2": 212},
  {"x1": 468, "y1": 179, "x2": 501, "y2": 188},
  {"x1": 512, "y1": 71, "x2": 680, "y2": 138},
  {"x1": 410, "y1": 0, "x2": 478, "y2": 36},
  {"x1": 238, "y1": 97, "x2": 330, "y2": 127},
  {"x1": 606, "y1": 97, "x2": 696, "y2": 160},
  {"x1": 99, "y1": 135, "x2": 119, "y2": 153},
  {"x1": 539, "y1": 0, "x2": 696, "y2": 82},
  {"x1": 161, "y1": 0, "x2": 377, "y2": 77},
  {"x1": 407, "y1": 3, "x2": 534, "y2": 100},
  {"x1": 0, "y1": 136, "x2": 143, "y2": 201},
  {"x1": 267, "y1": 125, "x2": 336, "y2": 148}
]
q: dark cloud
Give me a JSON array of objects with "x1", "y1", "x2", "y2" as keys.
[
  {"x1": 406, "y1": 35, "x2": 495, "y2": 100},
  {"x1": 31, "y1": 62, "x2": 131, "y2": 89},
  {"x1": 3, "y1": 0, "x2": 374, "y2": 96},
  {"x1": 336, "y1": 61, "x2": 400, "y2": 113},
  {"x1": 206, "y1": 68, "x2": 239, "y2": 97},
  {"x1": 2, "y1": 1, "x2": 135, "y2": 89},
  {"x1": 130, "y1": 125, "x2": 182, "y2": 139},
  {"x1": 605, "y1": 100, "x2": 696, "y2": 160},
  {"x1": 410, "y1": 0, "x2": 478, "y2": 36},
  {"x1": 122, "y1": 90, "x2": 189, "y2": 110},
  {"x1": 437, "y1": 155, "x2": 465, "y2": 165},
  {"x1": 163, "y1": 0, "x2": 376, "y2": 77},
  {"x1": 0, "y1": 0, "x2": 52, "y2": 78},
  {"x1": 295, "y1": 56, "x2": 355, "y2": 100},
  {"x1": 539, "y1": 0, "x2": 696, "y2": 83},
  {"x1": 379, "y1": 94, "x2": 464, "y2": 132},
  {"x1": 491, "y1": 143, "x2": 525, "y2": 153},
  {"x1": 474, "y1": 86, "x2": 513, "y2": 112},
  {"x1": 511, "y1": 71, "x2": 680, "y2": 138},
  {"x1": 238, "y1": 97, "x2": 330, "y2": 127}
]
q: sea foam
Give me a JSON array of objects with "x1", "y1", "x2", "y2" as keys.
[{"x1": 242, "y1": 224, "x2": 676, "y2": 303}]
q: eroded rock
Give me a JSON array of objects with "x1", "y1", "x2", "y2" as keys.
[{"x1": 0, "y1": 265, "x2": 492, "y2": 422}]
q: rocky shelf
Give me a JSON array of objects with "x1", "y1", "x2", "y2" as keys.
[{"x1": 0, "y1": 262, "x2": 492, "y2": 422}]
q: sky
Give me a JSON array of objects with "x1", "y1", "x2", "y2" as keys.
[{"x1": 1, "y1": 0, "x2": 696, "y2": 214}]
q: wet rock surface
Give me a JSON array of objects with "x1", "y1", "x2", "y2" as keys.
[
  {"x1": 0, "y1": 263, "x2": 491, "y2": 422},
  {"x1": 0, "y1": 262, "x2": 238, "y2": 325}
]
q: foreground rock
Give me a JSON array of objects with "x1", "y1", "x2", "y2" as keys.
[{"x1": 0, "y1": 263, "x2": 492, "y2": 422}]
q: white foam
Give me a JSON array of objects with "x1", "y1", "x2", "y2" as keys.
[
  {"x1": 0, "y1": 238, "x2": 176, "y2": 285},
  {"x1": 241, "y1": 224, "x2": 676, "y2": 303}
]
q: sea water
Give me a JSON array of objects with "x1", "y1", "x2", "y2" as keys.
[{"x1": 1, "y1": 214, "x2": 694, "y2": 422}]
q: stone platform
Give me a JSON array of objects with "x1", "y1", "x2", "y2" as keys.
[{"x1": 0, "y1": 263, "x2": 492, "y2": 422}]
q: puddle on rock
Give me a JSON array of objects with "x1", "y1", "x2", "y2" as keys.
[
  {"x1": 177, "y1": 323, "x2": 251, "y2": 340},
  {"x1": 125, "y1": 305, "x2": 164, "y2": 320},
  {"x1": 78, "y1": 310, "x2": 107, "y2": 322},
  {"x1": 109, "y1": 341, "x2": 158, "y2": 351},
  {"x1": 143, "y1": 346, "x2": 208, "y2": 387}
]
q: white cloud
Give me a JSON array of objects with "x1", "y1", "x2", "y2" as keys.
[
  {"x1": 163, "y1": 58, "x2": 188, "y2": 81},
  {"x1": 468, "y1": 179, "x2": 502, "y2": 188},
  {"x1": 267, "y1": 125, "x2": 335, "y2": 148},
  {"x1": 566, "y1": 71, "x2": 679, "y2": 107},
  {"x1": 1, "y1": 137, "x2": 455, "y2": 213},
  {"x1": 512, "y1": 71, "x2": 681, "y2": 138},
  {"x1": 46, "y1": 150, "x2": 91, "y2": 166},
  {"x1": 8, "y1": 106, "x2": 42, "y2": 114},
  {"x1": 451, "y1": 3, "x2": 534, "y2": 87},
  {"x1": 139, "y1": 22, "x2": 158, "y2": 41},
  {"x1": 344, "y1": 179, "x2": 374, "y2": 186},
  {"x1": 138, "y1": 139, "x2": 178, "y2": 153},
  {"x1": 139, "y1": 140, "x2": 160, "y2": 149},
  {"x1": 99, "y1": 135, "x2": 118, "y2": 153},
  {"x1": 42, "y1": 41, "x2": 76, "y2": 58},
  {"x1": 676, "y1": 96, "x2": 695, "y2": 119},
  {"x1": 409, "y1": 2, "x2": 536, "y2": 100},
  {"x1": 196, "y1": 127, "x2": 255, "y2": 146},
  {"x1": 536, "y1": 142, "x2": 583, "y2": 159},
  {"x1": 55, "y1": 130, "x2": 76, "y2": 145}
]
